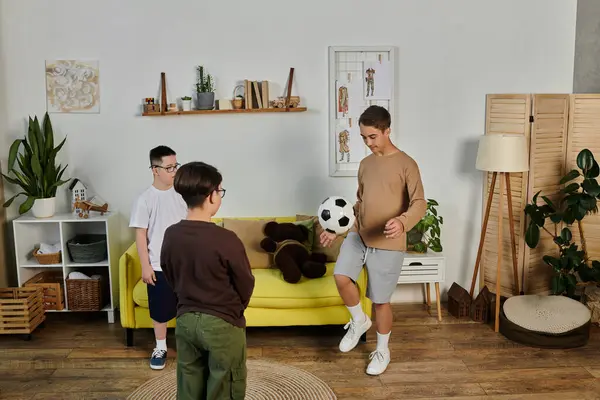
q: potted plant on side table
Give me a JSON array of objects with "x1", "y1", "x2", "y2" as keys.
[
  {"x1": 195, "y1": 65, "x2": 215, "y2": 110},
  {"x1": 406, "y1": 198, "x2": 443, "y2": 253},
  {"x1": 2, "y1": 113, "x2": 70, "y2": 218}
]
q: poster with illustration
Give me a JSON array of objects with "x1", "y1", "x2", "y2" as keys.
[
  {"x1": 336, "y1": 120, "x2": 367, "y2": 163},
  {"x1": 336, "y1": 76, "x2": 364, "y2": 119},
  {"x1": 363, "y1": 59, "x2": 392, "y2": 100}
]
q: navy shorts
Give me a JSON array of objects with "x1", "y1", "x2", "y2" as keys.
[{"x1": 147, "y1": 271, "x2": 178, "y2": 323}]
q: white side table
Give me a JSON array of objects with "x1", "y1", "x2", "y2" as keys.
[{"x1": 399, "y1": 251, "x2": 446, "y2": 321}]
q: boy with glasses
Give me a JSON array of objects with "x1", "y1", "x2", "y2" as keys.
[
  {"x1": 129, "y1": 145, "x2": 188, "y2": 370},
  {"x1": 161, "y1": 161, "x2": 253, "y2": 399}
]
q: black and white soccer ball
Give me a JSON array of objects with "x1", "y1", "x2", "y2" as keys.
[{"x1": 317, "y1": 196, "x2": 355, "y2": 235}]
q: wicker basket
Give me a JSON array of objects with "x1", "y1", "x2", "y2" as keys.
[
  {"x1": 66, "y1": 275, "x2": 106, "y2": 311},
  {"x1": 33, "y1": 248, "x2": 62, "y2": 265},
  {"x1": 67, "y1": 234, "x2": 107, "y2": 263},
  {"x1": 23, "y1": 270, "x2": 65, "y2": 310}
]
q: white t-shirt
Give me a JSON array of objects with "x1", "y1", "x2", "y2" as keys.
[{"x1": 129, "y1": 185, "x2": 188, "y2": 271}]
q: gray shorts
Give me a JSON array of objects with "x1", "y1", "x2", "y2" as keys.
[{"x1": 334, "y1": 232, "x2": 405, "y2": 304}]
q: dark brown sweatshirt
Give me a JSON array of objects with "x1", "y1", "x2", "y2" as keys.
[{"x1": 160, "y1": 220, "x2": 255, "y2": 328}]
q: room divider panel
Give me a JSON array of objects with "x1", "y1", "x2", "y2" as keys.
[{"x1": 480, "y1": 94, "x2": 600, "y2": 297}]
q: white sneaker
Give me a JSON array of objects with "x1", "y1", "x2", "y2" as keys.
[
  {"x1": 366, "y1": 349, "x2": 390, "y2": 375},
  {"x1": 339, "y1": 317, "x2": 372, "y2": 353}
]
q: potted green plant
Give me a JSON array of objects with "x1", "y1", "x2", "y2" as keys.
[
  {"x1": 2, "y1": 113, "x2": 69, "y2": 218},
  {"x1": 524, "y1": 148, "x2": 600, "y2": 298},
  {"x1": 195, "y1": 65, "x2": 215, "y2": 110},
  {"x1": 406, "y1": 199, "x2": 443, "y2": 253},
  {"x1": 181, "y1": 96, "x2": 192, "y2": 111}
]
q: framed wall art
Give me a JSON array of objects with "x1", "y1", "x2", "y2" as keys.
[{"x1": 328, "y1": 46, "x2": 396, "y2": 177}]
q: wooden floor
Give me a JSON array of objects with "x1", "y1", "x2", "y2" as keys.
[{"x1": 1, "y1": 304, "x2": 600, "y2": 399}]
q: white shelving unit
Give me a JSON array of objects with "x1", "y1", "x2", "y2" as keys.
[{"x1": 13, "y1": 211, "x2": 119, "y2": 323}]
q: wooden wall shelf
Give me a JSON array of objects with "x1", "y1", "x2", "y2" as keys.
[{"x1": 142, "y1": 107, "x2": 307, "y2": 116}]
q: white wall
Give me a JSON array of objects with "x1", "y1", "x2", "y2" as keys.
[{"x1": 0, "y1": 0, "x2": 577, "y2": 302}]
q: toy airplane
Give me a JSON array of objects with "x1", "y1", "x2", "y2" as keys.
[{"x1": 72, "y1": 198, "x2": 109, "y2": 218}]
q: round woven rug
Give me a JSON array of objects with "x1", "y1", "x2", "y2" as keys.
[{"x1": 127, "y1": 359, "x2": 337, "y2": 399}]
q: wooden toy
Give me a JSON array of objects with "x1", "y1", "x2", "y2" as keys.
[{"x1": 72, "y1": 198, "x2": 109, "y2": 218}]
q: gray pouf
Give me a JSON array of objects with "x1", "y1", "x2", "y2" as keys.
[{"x1": 499, "y1": 295, "x2": 591, "y2": 348}]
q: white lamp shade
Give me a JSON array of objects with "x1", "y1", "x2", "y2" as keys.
[{"x1": 475, "y1": 134, "x2": 529, "y2": 172}]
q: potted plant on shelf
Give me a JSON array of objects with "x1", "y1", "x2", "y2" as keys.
[
  {"x1": 406, "y1": 199, "x2": 443, "y2": 253},
  {"x1": 195, "y1": 65, "x2": 215, "y2": 110},
  {"x1": 524, "y1": 148, "x2": 600, "y2": 299},
  {"x1": 181, "y1": 96, "x2": 192, "y2": 111},
  {"x1": 2, "y1": 113, "x2": 69, "y2": 218}
]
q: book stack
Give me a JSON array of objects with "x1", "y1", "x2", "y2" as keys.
[{"x1": 244, "y1": 80, "x2": 270, "y2": 109}]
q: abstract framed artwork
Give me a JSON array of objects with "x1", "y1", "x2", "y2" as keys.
[{"x1": 45, "y1": 59, "x2": 100, "y2": 113}]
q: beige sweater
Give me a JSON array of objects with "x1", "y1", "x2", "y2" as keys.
[{"x1": 351, "y1": 151, "x2": 427, "y2": 251}]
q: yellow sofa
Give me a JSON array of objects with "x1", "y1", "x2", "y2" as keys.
[{"x1": 119, "y1": 216, "x2": 372, "y2": 346}]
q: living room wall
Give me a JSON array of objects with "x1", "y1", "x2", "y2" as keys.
[{"x1": 0, "y1": 0, "x2": 577, "y2": 302}]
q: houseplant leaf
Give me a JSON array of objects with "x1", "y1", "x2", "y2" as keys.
[
  {"x1": 577, "y1": 149, "x2": 595, "y2": 171},
  {"x1": 560, "y1": 169, "x2": 581, "y2": 184}
]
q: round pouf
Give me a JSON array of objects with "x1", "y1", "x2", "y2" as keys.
[
  {"x1": 127, "y1": 359, "x2": 337, "y2": 400},
  {"x1": 499, "y1": 294, "x2": 591, "y2": 349}
]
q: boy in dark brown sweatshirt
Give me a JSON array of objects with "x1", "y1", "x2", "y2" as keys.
[{"x1": 160, "y1": 161, "x2": 254, "y2": 399}]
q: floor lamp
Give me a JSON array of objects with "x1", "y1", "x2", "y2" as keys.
[{"x1": 469, "y1": 134, "x2": 529, "y2": 332}]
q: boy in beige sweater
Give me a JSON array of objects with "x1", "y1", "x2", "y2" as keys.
[{"x1": 320, "y1": 105, "x2": 427, "y2": 375}]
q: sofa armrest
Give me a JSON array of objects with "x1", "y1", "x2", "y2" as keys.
[{"x1": 119, "y1": 243, "x2": 141, "y2": 329}]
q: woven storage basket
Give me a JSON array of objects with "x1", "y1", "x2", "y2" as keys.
[
  {"x1": 67, "y1": 234, "x2": 107, "y2": 263},
  {"x1": 66, "y1": 275, "x2": 105, "y2": 311},
  {"x1": 33, "y1": 248, "x2": 61, "y2": 265}
]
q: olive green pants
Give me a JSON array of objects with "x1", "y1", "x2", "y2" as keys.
[{"x1": 175, "y1": 312, "x2": 247, "y2": 400}]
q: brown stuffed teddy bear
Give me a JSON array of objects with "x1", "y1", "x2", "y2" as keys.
[{"x1": 260, "y1": 221, "x2": 328, "y2": 284}]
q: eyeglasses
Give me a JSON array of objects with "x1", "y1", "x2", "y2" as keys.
[
  {"x1": 216, "y1": 188, "x2": 226, "y2": 198},
  {"x1": 150, "y1": 163, "x2": 180, "y2": 173}
]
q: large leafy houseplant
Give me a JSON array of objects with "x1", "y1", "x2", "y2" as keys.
[
  {"x1": 407, "y1": 199, "x2": 443, "y2": 253},
  {"x1": 2, "y1": 113, "x2": 69, "y2": 214},
  {"x1": 524, "y1": 148, "x2": 600, "y2": 297}
]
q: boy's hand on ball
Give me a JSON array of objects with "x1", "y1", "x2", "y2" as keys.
[
  {"x1": 384, "y1": 217, "x2": 404, "y2": 239},
  {"x1": 320, "y1": 230, "x2": 337, "y2": 247}
]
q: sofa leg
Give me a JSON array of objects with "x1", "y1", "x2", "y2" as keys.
[
  {"x1": 126, "y1": 328, "x2": 134, "y2": 347},
  {"x1": 360, "y1": 332, "x2": 367, "y2": 343}
]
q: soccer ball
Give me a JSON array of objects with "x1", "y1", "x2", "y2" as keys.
[{"x1": 317, "y1": 196, "x2": 356, "y2": 235}]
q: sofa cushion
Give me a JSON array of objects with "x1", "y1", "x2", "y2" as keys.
[
  {"x1": 132, "y1": 263, "x2": 346, "y2": 310},
  {"x1": 249, "y1": 263, "x2": 345, "y2": 309},
  {"x1": 222, "y1": 218, "x2": 275, "y2": 268}
]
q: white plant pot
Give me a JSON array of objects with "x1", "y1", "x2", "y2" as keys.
[
  {"x1": 181, "y1": 100, "x2": 192, "y2": 111},
  {"x1": 31, "y1": 197, "x2": 56, "y2": 218}
]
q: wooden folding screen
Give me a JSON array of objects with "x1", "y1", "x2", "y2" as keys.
[
  {"x1": 480, "y1": 93, "x2": 600, "y2": 297},
  {"x1": 565, "y1": 95, "x2": 600, "y2": 264},
  {"x1": 481, "y1": 94, "x2": 531, "y2": 298}
]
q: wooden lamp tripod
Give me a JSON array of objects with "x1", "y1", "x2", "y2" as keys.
[{"x1": 469, "y1": 134, "x2": 530, "y2": 332}]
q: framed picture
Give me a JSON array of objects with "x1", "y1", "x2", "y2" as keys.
[{"x1": 328, "y1": 46, "x2": 396, "y2": 177}]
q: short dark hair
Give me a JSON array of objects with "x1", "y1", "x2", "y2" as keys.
[
  {"x1": 174, "y1": 161, "x2": 222, "y2": 208},
  {"x1": 149, "y1": 145, "x2": 176, "y2": 166},
  {"x1": 358, "y1": 105, "x2": 391, "y2": 132}
]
